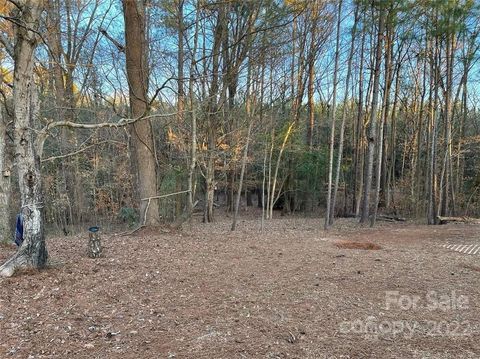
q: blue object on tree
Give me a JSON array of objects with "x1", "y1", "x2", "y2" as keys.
[{"x1": 14, "y1": 214, "x2": 24, "y2": 247}]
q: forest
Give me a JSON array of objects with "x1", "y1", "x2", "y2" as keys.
[
  {"x1": 1, "y1": 0, "x2": 480, "y2": 271},
  {"x1": 1, "y1": 1, "x2": 480, "y2": 357}
]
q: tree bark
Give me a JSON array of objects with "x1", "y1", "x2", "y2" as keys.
[
  {"x1": 306, "y1": 1, "x2": 319, "y2": 151},
  {"x1": 123, "y1": 0, "x2": 159, "y2": 226},
  {"x1": 427, "y1": 23, "x2": 440, "y2": 224},
  {"x1": 0, "y1": 108, "x2": 11, "y2": 244},
  {"x1": 175, "y1": 0, "x2": 185, "y2": 218},
  {"x1": 187, "y1": 0, "x2": 200, "y2": 218},
  {"x1": 203, "y1": 5, "x2": 225, "y2": 223},
  {"x1": 231, "y1": 115, "x2": 253, "y2": 231},
  {"x1": 353, "y1": 8, "x2": 367, "y2": 215},
  {"x1": 371, "y1": 11, "x2": 393, "y2": 227},
  {"x1": 0, "y1": 1, "x2": 48, "y2": 277},
  {"x1": 330, "y1": 2, "x2": 358, "y2": 226},
  {"x1": 360, "y1": 6, "x2": 385, "y2": 224},
  {"x1": 440, "y1": 30, "x2": 454, "y2": 217},
  {"x1": 324, "y1": 0, "x2": 342, "y2": 229}
]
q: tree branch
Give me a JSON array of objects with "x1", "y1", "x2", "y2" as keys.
[
  {"x1": 45, "y1": 111, "x2": 179, "y2": 131},
  {"x1": 99, "y1": 27, "x2": 125, "y2": 52},
  {"x1": 6, "y1": 0, "x2": 22, "y2": 11},
  {"x1": 140, "y1": 190, "x2": 191, "y2": 202},
  {"x1": 0, "y1": 32, "x2": 14, "y2": 58},
  {"x1": 40, "y1": 140, "x2": 125, "y2": 163},
  {"x1": 140, "y1": 190, "x2": 191, "y2": 226},
  {"x1": 36, "y1": 111, "x2": 183, "y2": 158}
]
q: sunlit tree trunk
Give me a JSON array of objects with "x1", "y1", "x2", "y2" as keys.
[
  {"x1": 353, "y1": 9, "x2": 367, "y2": 216},
  {"x1": 440, "y1": 30, "x2": 455, "y2": 217},
  {"x1": 0, "y1": 0, "x2": 48, "y2": 277},
  {"x1": 330, "y1": 2, "x2": 358, "y2": 226},
  {"x1": 371, "y1": 9, "x2": 393, "y2": 226},
  {"x1": 175, "y1": 0, "x2": 185, "y2": 218},
  {"x1": 427, "y1": 23, "x2": 440, "y2": 225},
  {"x1": 360, "y1": 5, "x2": 384, "y2": 224},
  {"x1": 306, "y1": 1, "x2": 319, "y2": 151},
  {"x1": 187, "y1": 0, "x2": 200, "y2": 217},
  {"x1": 0, "y1": 108, "x2": 11, "y2": 244},
  {"x1": 324, "y1": 0, "x2": 342, "y2": 229}
]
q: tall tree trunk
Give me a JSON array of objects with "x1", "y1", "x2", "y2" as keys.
[
  {"x1": 123, "y1": 0, "x2": 159, "y2": 226},
  {"x1": 360, "y1": 5, "x2": 384, "y2": 224},
  {"x1": 324, "y1": 0, "x2": 342, "y2": 229},
  {"x1": 371, "y1": 13, "x2": 393, "y2": 226},
  {"x1": 427, "y1": 27, "x2": 440, "y2": 224},
  {"x1": 187, "y1": 0, "x2": 200, "y2": 217},
  {"x1": 0, "y1": 108, "x2": 11, "y2": 244},
  {"x1": 330, "y1": 2, "x2": 358, "y2": 226},
  {"x1": 440, "y1": 31, "x2": 454, "y2": 217},
  {"x1": 385, "y1": 59, "x2": 401, "y2": 210},
  {"x1": 175, "y1": 0, "x2": 185, "y2": 218},
  {"x1": 306, "y1": 1, "x2": 319, "y2": 151},
  {"x1": 414, "y1": 33, "x2": 428, "y2": 215},
  {"x1": 46, "y1": 0, "x2": 73, "y2": 231},
  {"x1": 455, "y1": 78, "x2": 467, "y2": 200},
  {"x1": 231, "y1": 76, "x2": 254, "y2": 231},
  {"x1": 203, "y1": 5, "x2": 225, "y2": 223},
  {"x1": 0, "y1": 1, "x2": 48, "y2": 277},
  {"x1": 353, "y1": 9, "x2": 367, "y2": 215}
]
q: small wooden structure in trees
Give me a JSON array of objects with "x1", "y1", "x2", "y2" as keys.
[{"x1": 87, "y1": 226, "x2": 102, "y2": 258}]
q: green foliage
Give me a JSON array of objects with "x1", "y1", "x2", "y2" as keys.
[
  {"x1": 295, "y1": 149, "x2": 327, "y2": 179},
  {"x1": 118, "y1": 207, "x2": 138, "y2": 228}
]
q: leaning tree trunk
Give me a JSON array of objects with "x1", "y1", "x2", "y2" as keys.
[
  {"x1": 0, "y1": 108, "x2": 12, "y2": 244},
  {"x1": 123, "y1": 0, "x2": 159, "y2": 226},
  {"x1": 0, "y1": 1, "x2": 48, "y2": 277}
]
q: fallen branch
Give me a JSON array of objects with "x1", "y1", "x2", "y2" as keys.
[
  {"x1": 141, "y1": 190, "x2": 191, "y2": 226},
  {"x1": 140, "y1": 190, "x2": 191, "y2": 202},
  {"x1": 376, "y1": 214, "x2": 406, "y2": 222},
  {"x1": 437, "y1": 216, "x2": 480, "y2": 225}
]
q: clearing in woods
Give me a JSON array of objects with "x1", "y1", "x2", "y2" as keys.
[{"x1": 0, "y1": 216, "x2": 479, "y2": 358}]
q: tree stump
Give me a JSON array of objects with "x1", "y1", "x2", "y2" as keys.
[{"x1": 87, "y1": 227, "x2": 102, "y2": 258}]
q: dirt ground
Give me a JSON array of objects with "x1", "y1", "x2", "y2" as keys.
[{"x1": 1, "y1": 214, "x2": 480, "y2": 358}]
